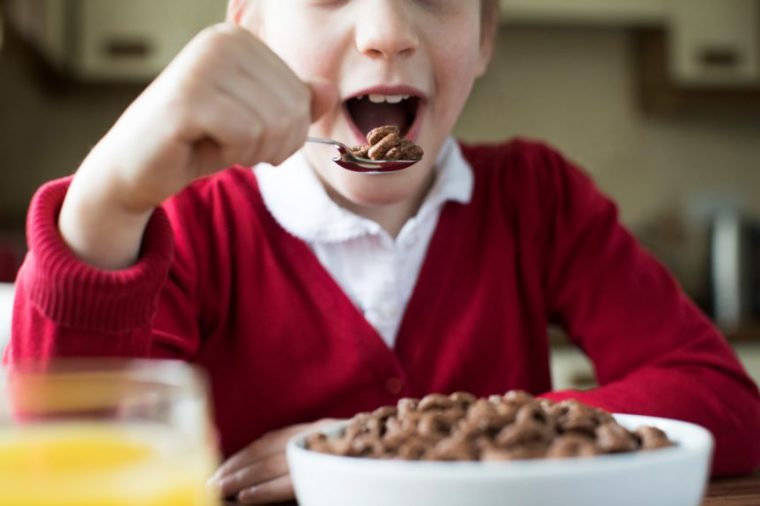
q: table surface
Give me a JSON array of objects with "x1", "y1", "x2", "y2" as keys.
[
  {"x1": 225, "y1": 470, "x2": 760, "y2": 505},
  {"x1": 703, "y1": 471, "x2": 760, "y2": 505}
]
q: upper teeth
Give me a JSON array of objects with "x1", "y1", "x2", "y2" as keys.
[{"x1": 366, "y1": 94, "x2": 411, "y2": 104}]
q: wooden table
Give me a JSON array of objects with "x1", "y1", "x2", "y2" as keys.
[
  {"x1": 225, "y1": 471, "x2": 760, "y2": 505},
  {"x1": 703, "y1": 471, "x2": 760, "y2": 505}
]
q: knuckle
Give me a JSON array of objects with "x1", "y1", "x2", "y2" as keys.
[
  {"x1": 232, "y1": 468, "x2": 250, "y2": 487},
  {"x1": 238, "y1": 143, "x2": 260, "y2": 167},
  {"x1": 248, "y1": 120, "x2": 264, "y2": 141},
  {"x1": 259, "y1": 460, "x2": 276, "y2": 475},
  {"x1": 295, "y1": 81, "x2": 311, "y2": 103},
  {"x1": 192, "y1": 26, "x2": 234, "y2": 61},
  {"x1": 295, "y1": 102, "x2": 311, "y2": 125},
  {"x1": 198, "y1": 23, "x2": 230, "y2": 43},
  {"x1": 270, "y1": 116, "x2": 291, "y2": 137}
]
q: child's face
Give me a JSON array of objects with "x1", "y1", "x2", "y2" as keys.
[{"x1": 230, "y1": 0, "x2": 494, "y2": 209}]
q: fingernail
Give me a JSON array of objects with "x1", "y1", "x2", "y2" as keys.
[
  {"x1": 215, "y1": 477, "x2": 236, "y2": 497},
  {"x1": 238, "y1": 487, "x2": 258, "y2": 503}
]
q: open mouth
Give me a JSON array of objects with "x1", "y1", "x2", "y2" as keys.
[{"x1": 344, "y1": 93, "x2": 423, "y2": 141}]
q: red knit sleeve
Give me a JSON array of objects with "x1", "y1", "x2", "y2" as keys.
[
  {"x1": 5, "y1": 177, "x2": 199, "y2": 361},
  {"x1": 531, "y1": 145, "x2": 760, "y2": 476}
]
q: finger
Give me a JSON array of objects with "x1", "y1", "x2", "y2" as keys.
[
  {"x1": 308, "y1": 79, "x2": 339, "y2": 122},
  {"x1": 218, "y1": 453, "x2": 289, "y2": 498},
  {"x1": 255, "y1": 89, "x2": 311, "y2": 165},
  {"x1": 237, "y1": 474, "x2": 295, "y2": 505},
  {"x1": 216, "y1": 424, "x2": 309, "y2": 479},
  {"x1": 227, "y1": 30, "x2": 310, "y2": 115},
  {"x1": 210, "y1": 81, "x2": 270, "y2": 166},
  {"x1": 270, "y1": 98, "x2": 313, "y2": 165},
  {"x1": 215, "y1": 419, "x2": 340, "y2": 481},
  {"x1": 218, "y1": 68, "x2": 307, "y2": 165},
  {"x1": 211, "y1": 68, "x2": 307, "y2": 166},
  {"x1": 189, "y1": 94, "x2": 263, "y2": 172}
]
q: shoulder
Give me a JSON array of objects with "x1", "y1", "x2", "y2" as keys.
[
  {"x1": 459, "y1": 137, "x2": 580, "y2": 181},
  {"x1": 459, "y1": 137, "x2": 606, "y2": 203},
  {"x1": 457, "y1": 138, "x2": 615, "y2": 233}
]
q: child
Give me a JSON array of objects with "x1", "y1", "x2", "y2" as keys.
[{"x1": 7, "y1": 0, "x2": 760, "y2": 503}]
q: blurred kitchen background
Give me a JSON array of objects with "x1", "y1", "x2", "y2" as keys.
[{"x1": 1, "y1": 0, "x2": 759, "y2": 386}]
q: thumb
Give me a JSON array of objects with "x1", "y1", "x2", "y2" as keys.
[{"x1": 308, "y1": 79, "x2": 339, "y2": 122}]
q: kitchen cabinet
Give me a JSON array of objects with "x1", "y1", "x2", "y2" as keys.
[
  {"x1": 501, "y1": 0, "x2": 760, "y2": 102},
  {"x1": 502, "y1": 0, "x2": 760, "y2": 85},
  {"x1": 670, "y1": 0, "x2": 760, "y2": 87},
  {"x1": 4, "y1": 0, "x2": 224, "y2": 82}
]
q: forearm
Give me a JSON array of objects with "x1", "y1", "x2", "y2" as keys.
[
  {"x1": 5, "y1": 177, "x2": 178, "y2": 363},
  {"x1": 543, "y1": 364, "x2": 760, "y2": 476},
  {"x1": 7, "y1": 277, "x2": 154, "y2": 359},
  {"x1": 59, "y1": 154, "x2": 154, "y2": 270},
  {"x1": 538, "y1": 148, "x2": 760, "y2": 476}
]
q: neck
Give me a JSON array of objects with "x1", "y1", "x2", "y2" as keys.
[{"x1": 324, "y1": 173, "x2": 436, "y2": 238}]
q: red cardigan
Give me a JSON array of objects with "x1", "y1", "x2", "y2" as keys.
[{"x1": 8, "y1": 140, "x2": 760, "y2": 475}]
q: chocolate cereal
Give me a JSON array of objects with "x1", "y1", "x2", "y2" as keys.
[
  {"x1": 348, "y1": 126, "x2": 424, "y2": 162},
  {"x1": 305, "y1": 391, "x2": 674, "y2": 461}
]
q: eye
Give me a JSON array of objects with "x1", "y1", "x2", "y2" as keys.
[
  {"x1": 306, "y1": 0, "x2": 350, "y2": 8},
  {"x1": 415, "y1": 0, "x2": 447, "y2": 7},
  {"x1": 413, "y1": 0, "x2": 460, "y2": 13}
]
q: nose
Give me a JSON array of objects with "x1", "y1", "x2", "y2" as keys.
[{"x1": 354, "y1": 0, "x2": 419, "y2": 61}]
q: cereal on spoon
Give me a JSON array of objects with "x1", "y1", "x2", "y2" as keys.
[{"x1": 348, "y1": 126, "x2": 424, "y2": 162}]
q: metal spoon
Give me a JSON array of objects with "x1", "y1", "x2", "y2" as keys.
[{"x1": 306, "y1": 137, "x2": 420, "y2": 174}]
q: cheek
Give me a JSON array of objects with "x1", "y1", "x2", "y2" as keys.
[
  {"x1": 440, "y1": 52, "x2": 478, "y2": 94},
  {"x1": 258, "y1": 7, "x2": 342, "y2": 80},
  {"x1": 428, "y1": 20, "x2": 482, "y2": 109}
]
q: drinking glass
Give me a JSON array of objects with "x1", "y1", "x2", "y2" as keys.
[{"x1": 0, "y1": 359, "x2": 220, "y2": 506}]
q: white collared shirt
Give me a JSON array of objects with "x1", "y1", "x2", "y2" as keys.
[{"x1": 254, "y1": 138, "x2": 474, "y2": 348}]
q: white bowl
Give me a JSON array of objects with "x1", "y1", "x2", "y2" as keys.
[{"x1": 287, "y1": 414, "x2": 713, "y2": 506}]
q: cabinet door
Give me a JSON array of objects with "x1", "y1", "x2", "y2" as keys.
[
  {"x1": 500, "y1": 0, "x2": 666, "y2": 25},
  {"x1": 670, "y1": 0, "x2": 760, "y2": 87},
  {"x1": 75, "y1": 0, "x2": 224, "y2": 81}
]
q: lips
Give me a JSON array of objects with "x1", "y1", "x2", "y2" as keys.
[{"x1": 343, "y1": 86, "x2": 427, "y2": 144}]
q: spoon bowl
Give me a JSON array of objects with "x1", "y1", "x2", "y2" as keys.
[{"x1": 307, "y1": 137, "x2": 420, "y2": 174}]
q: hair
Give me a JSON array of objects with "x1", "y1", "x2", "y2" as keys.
[
  {"x1": 482, "y1": 0, "x2": 499, "y2": 22},
  {"x1": 481, "y1": 0, "x2": 499, "y2": 44}
]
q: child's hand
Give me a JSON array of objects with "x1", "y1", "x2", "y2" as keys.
[
  {"x1": 211, "y1": 418, "x2": 339, "y2": 504},
  {"x1": 58, "y1": 23, "x2": 337, "y2": 269}
]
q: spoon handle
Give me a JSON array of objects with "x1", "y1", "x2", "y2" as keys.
[{"x1": 306, "y1": 137, "x2": 350, "y2": 154}]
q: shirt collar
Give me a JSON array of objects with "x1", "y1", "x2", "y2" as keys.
[{"x1": 254, "y1": 137, "x2": 473, "y2": 243}]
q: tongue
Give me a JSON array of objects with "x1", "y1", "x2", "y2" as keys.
[{"x1": 348, "y1": 100, "x2": 408, "y2": 137}]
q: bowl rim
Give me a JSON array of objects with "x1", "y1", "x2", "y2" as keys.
[{"x1": 286, "y1": 413, "x2": 714, "y2": 478}]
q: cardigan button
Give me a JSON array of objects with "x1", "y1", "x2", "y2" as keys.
[{"x1": 385, "y1": 377, "x2": 404, "y2": 396}]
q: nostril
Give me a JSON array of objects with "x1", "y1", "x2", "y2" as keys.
[
  {"x1": 361, "y1": 45, "x2": 416, "y2": 61},
  {"x1": 355, "y1": 18, "x2": 419, "y2": 60},
  {"x1": 365, "y1": 48, "x2": 384, "y2": 59}
]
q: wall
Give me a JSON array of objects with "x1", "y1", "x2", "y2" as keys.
[{"x1": 0, "y1": 36, "x2": 139, "y2": 228}]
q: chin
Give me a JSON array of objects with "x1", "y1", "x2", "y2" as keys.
[{"x1": 330, "y1": 161, "x2": 434, "y2": 208}]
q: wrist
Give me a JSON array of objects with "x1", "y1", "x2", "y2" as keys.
[{"x1": 59, "y1": 159, "x2": 155, "y2": 270}]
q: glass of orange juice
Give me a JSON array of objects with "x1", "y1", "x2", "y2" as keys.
[{"x1": 0, "y1": 359, "x2": 221, "y2": 506}]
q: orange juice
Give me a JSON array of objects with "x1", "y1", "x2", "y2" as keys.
[{"x1": 0, "y1": 422, "x2": 219, "y2": 506}]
